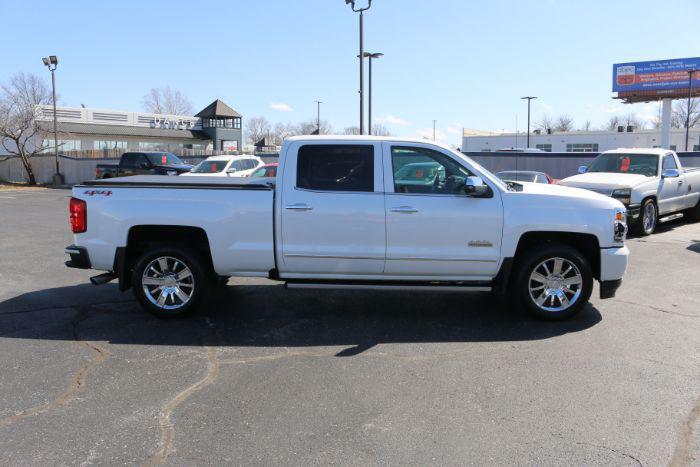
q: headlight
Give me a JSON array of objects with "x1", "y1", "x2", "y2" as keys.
[
  {"x1": 613, "y1": 208, "x2": 627, "y2": 242},
  {"x1": 611, "y1": 188, "x2": 631, "y2": 205}
]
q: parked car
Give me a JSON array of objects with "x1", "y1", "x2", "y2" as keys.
[
  {"x1": 559, "y1": 148, "x2": 700, "y2": 235},
  {"x1": 66, "y1": 136, "x2": 629, "y2": 321},
  {"x1": 95, "y1": 152, "x2": 193, "y2": 179},
  {"x1": 250, "y1": 163, "x2": 279, "y2": 178},
  {"x1": 496, "y1": 171, "x2": 556, "y2": 184},
  {"x1": 181, "y1": 155, "x2": 264, "y2": 177}
]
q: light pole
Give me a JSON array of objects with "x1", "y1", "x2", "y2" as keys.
[
  {"x1": 363, "y1": 52, "x2": 382, "y2": 135},
  {"x1": 315, "y1": 100, "x2": 323, "y2": 134},
  {"x1": 433, "y1": 119, "x2": 437, "y2": 141},
  {"x1": 520, "y1": 96, "x2": 537, "y2": 149},
  {"x1": 685, "y1": 69, "x2": 696, "y2": 152},
  {"x1": 345, "y1": 0, "x2": 372, "y2": 134},
  {"x1": 42, "y1": 55, "x2": 64, "y2": 185}
]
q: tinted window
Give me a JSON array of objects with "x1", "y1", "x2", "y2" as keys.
[
  {"x1": 121, "y1": 153, "x2": 143, "y2": 168},
  {"x1": 392, "y1": 146, "x2": 472, "y2": 194},
  {"x1": 192, "y1": 161, "x2": 226, "y2": 173},
  {"x1": 297, "y1": 145, "x2": 374, "y2": 192},
  {"x1": 662, "y1": 155, "x2": 678, "y2": 171},
  {"x1": 146, "y1": 153, "x2": 184, "y2": 166},
  {"x1": 588, "y1": 153, "x2": 658, "y2": 177}
]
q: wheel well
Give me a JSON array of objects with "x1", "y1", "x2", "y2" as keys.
[
  {"x1": 640, "y1": 195, "x2": 657, "y2": 207},
  {"x1": 513, "y1": 231, "x2": 601, "y2": 280},
  {"x1": 121, "y1": 225, "x2": 215, "y2": 289}
]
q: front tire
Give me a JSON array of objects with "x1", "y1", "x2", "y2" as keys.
[
  {"x1": 131, "y1": 247, "x2": 208, "y2": 318},
  {"x1": 514, "y1": 244, "x2": 593, "y2": 320},
  {"x1": 634, "y1": 199, "x2": 657, "y2": 236}
]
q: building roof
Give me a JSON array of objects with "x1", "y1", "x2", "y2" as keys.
[
  {"x1": 195, "y1": 100, "x2": 242, "y2": 118},
  {"x1": 54, "y1": 121, "x2": 209, "y2": 140}
]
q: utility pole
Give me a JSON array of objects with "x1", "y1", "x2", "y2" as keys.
[
  {"x1": 315, "y1": 100, "x2": 322, "y2": 134},
  {"x1": 520, "y1": 96, "x2": 537, "y2": 149},
  {"x1": 42, "y1": 55, "x2": 63, "y2": 185},
  {"x1": 433, "y1": 119, "x2": 436, "y2": 141},
  {"x1": 364, "y1": 52, "x2": 383, "y2": 135},
  {"x1": 345, "y1": 0, "x2": 372, "y2": 134}
]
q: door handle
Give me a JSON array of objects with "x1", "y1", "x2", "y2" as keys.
[
  {"x1": 390, "y1": 206, "x2": 419, "y2": 213},
  {"x1": 678, "y1": 180, "x2": 684, "y2": 185},
  {"x1": 285, "y1": 203, "x2": 313, "y2": 211}
]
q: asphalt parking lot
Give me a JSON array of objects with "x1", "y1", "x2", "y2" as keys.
[{"x1": 0, "y1": 188, "x2": 699, "y2": 466}]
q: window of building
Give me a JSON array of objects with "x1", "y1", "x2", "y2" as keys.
[
  {"x1": 139, "y1": 142, "x2": 168, "y2": 151},
  {"x1": 566, "y1": 143, "x2": 599, "y2": 152},
  {"x1": 535, "y1": 144, "x2": 552, "y2": 152},
  {"x1": 670, "y1": 145, "x2": 677, "y2": 151},
  {"x1": 662, "y1": 154, "x2": 678, "y2": 170},
  {"x1": 693, "y1": 145, "x2": 700, "y2": 151},
  {"x1": 297, "y1": 145, "x2": 374, "y2": 192},
  {"x1": 42, "y1": 139, "x2": 81, "y2": 152},
  {"x1": 93, "y1": 140, "x2": 127, "y2": 150},
  {"x1": 391, "y1": 146, "x2": 473, "y2": 195}
]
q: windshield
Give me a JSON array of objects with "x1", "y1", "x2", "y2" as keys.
[
  {"x1": 497, "y1": 172, "x2": 538, "y2": 183},
  {"x1": 191, "y1": 160, "x2": 228, "y2": 174},
  {"x1": 146, "y1": 153, "x2": 184, "y2": 166},
  {"x1": 587, "y1": 153, "x2": 658, "y2": 177}
]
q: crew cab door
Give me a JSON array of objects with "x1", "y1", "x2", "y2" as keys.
[
  {"x1": 659, "y1": 153, "x2": 685, "y2": 214},
  {"x1": 279, "y1": 142, "x2": 385, "y2": 276},
  {"x1": 382, "y1": 143, "x2": 503, "y2": 280}
]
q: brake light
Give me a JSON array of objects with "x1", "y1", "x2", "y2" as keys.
[{"x1": 70, "y1": 197, "x2": 87, "y2": 233}]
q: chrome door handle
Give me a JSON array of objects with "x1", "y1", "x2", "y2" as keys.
[
  {"x1": 678, "y1": 180, "x2": 684, "y2": 185},
  {"x1": 285, "y1": 203, "x2": 313, "y2": 211},
  {"x1": 390, "y1": 206, "x2": 419, "y2": 213}
]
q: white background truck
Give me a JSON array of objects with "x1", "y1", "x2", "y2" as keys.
[
  {"x1": 66, "y1": 136, "x2": 629, "y2": 320},
  {"x1": 559, "y1": 148, "x2": 700, "y2": 235}
]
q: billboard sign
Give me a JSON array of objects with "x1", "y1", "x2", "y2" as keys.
[{"x1": 613, "y1": 57, "x2": 700, "y2": 92}]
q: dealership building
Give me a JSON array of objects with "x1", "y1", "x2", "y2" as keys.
[
  {"x1": 462, "y1": 127, "x2": 700, "y2": 153},
  {"x1": 29, "y1": 99, "x2": 243, "y2": 156}
]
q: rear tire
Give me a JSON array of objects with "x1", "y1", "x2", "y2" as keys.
[
  {"x1": 514, "y1": 243, "x2": 593, "y2": 321},
  {"x1": 131, "y1": 247, "x2": 208, "y2": 318},
  {"x1": 633, "y1": 199, "x2": 657, "y2": 236}
]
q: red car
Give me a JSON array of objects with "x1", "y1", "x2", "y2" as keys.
[{"x1": 250, "y1": 163, "x2": 278, "y2": 178}]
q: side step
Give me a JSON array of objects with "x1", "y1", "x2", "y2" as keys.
[
  {"x1": 659, "y1": 213, "x2": 684, "y2": 224},
  {"x1": 285, "y1": 282, "x2": 491, "y2": 292}
]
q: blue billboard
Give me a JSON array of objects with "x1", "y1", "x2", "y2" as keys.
[{"x1": 613, "y1": 57, "x2": 700, "y2": 92}]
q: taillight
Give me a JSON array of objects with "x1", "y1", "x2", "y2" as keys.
[{"x1": 70, "y1": 197, "x2": 87, "y2": 233}]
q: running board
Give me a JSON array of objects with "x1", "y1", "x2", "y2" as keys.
[
  {"x1": 285, "y1": 282, "x2": 491, "y2": 292},
  {"x1": 659, "y1": 213, "x2": 684, "y2": 224}
]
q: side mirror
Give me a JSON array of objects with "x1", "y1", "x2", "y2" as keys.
[
  {"x1": 578, "y1": 165, "x2": 588, "y2": 174},
  {"x1": 463, "y1": 176, "x2": 490, "y2": 197},
  {"x1": 662, "y1": 168, "x2": 680, "y2": 178},
  {"x1": 226, "y1": 167, "x2": 238, "y2": 174}
]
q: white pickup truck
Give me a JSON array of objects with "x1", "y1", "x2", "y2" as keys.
[
  {"x1": 66, "y1": 136, "x2": 629, "y2": 320},
  {"x1": 560, "y1": 148, "x2": 700, "y2": 235}
]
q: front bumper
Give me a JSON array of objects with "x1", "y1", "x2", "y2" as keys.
[
  {"x1": 598, "y1": 245, "x2": 629, "y2": 298},
  {"x1": 65, "y1": 245, "x2": 91, "y2": 269},
  {"x1": 626, "y1": 203, "x2": 641, "y2": 220}
]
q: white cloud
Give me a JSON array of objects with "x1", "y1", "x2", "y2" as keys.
[
  {"x1": 270, "y1": 102, "x2": 293, "y2": 112},
  {"x1": 377, "y1": 114, "x2": 409, "y2": 126},
  {"x1": 600, "y1": 105, "x2": 622, "y2": 113}
]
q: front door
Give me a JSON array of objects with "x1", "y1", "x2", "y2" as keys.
[
  {"x1": 383, "y1": 143, "x2": 503, "y2": 281},
  {"x1": 280, "y1": 142, "x2": 385, "y2": 276}
]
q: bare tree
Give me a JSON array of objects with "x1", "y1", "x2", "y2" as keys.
[
  {"x1": 297, "y1": 119, "x2": 332, "y2": 135},
  {"x1": 622, "y1": 112, "x2": 646, "y2": 130},
  {"x1": 370, "y1": 123, "x2": 392, "y2": 136},
  {"x1": 271, "y1": 122, "x2": 297, "y2": 146},
  {"x1": 603, "y1": 115, "x2": 622, "y2": 131},
  {"x1": 553, "y1": 114, "x2": 574, "y2": 132},
  {"x1": 671, "y1": 98, "x2": 700, "y2": 128},
  {"x1": 579, "y1": 120, "x2": 592, "y2": 131},
  {"x1": 0, "y1": 72, "x2": 52, "y2": 184},
  {"x1": 534, "y1": 115, "x2": 554, "y2": 132},
  {"x1": 245, "y1": 116, "x2": 272, "y2": 145},
  {"x1": 142, "y1": 87, "x2": 194, "y2": 115},
  {"x1": 343, "y1": 126, "x2": 361, "y2": 135}
]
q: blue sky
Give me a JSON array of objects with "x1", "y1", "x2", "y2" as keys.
[{"x1": 1, "y1": 0, "x2": 698, "y2": 146}]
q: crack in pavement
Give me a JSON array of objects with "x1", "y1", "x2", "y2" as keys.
[
  {"x1": 609, "y1": 299, "x2": 700, "y2": 318},
  {"x1": 551, "y1": 433, "x2": 643, "y2": 466},
  {"x1": 0, "y1": 305, "x2": 111, "y2": 430},
  {"x1": 670, "y1": 393, "x2": 700, "y2": 467},
  {"x1": 143, "y1": 347, "x2": 220, "y2": 466}
]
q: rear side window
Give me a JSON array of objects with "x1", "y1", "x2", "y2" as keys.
[
  {"x1": 296, "y1": 145, "x2": 374, "y2": 192},
  {"x1": 121, "y1": 153, "x2": 140, "y2": 168}
]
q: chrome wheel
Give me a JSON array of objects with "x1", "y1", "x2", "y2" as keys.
[
  {"x1": 642, "y1": 202, "x2": 657, "y2": 234},
  {"x1": 141, "y1": 256, "x2": 195, "y2": 310},
  {"x1": 528, "y1": 257, "x2": 583, "y2": 313}
]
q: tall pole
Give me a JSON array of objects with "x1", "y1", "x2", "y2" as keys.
[
  {"x1": 368, "y1": 55, "x2": 372, "y2": 135},
  {"x1": 51, "y1": 68, "x2": 59, "y2": 175},
  {"x1": 433, "y1": 120, "x2": 436, "y2": 141},
  {"x1": 685, "y1": 70, "x2": 695, "y2": 152},
  {"x1": 359, "y1": 10, "x2": 364, "y2": 134},
  {"x1": 315, "y1": 100, "x2": 322, "y2": 133},
  {"x1": 520, "y1": 96, "x2": 537, "y2": 148}
]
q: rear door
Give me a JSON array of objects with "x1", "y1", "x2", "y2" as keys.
[
  {"x1": 383, "y1": 143, "x2": 503, "y2": 280},
  {"x1": 659, "y1": 154, "x2": 683, "y2": 213},
  {"x1": 279, "y1": 142, "x2": 385, "y2": 276}
]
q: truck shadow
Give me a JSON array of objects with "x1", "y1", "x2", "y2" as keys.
[{"x1": 0, "y1": 282, "x2": 602, "y2": 356}]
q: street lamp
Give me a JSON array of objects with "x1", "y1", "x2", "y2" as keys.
[
  {"x1": 42, "y1": 55, "x2": 64, "y2": 185},
  {"x1": 520, "y1": 96, "x2": 537, "y2": 149},
  {"x1": 315, "y1": 100, "x2": 323, "y2": 134},
  {"x1": 345, "y1": 0, "x2": 372, "y2": 134},
  {"x1": 685, "y1": 69, "x2": 697, "y2": 152},
  {"x1": 363, "y1": 52, "x2": 382, "y2": 135}
]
